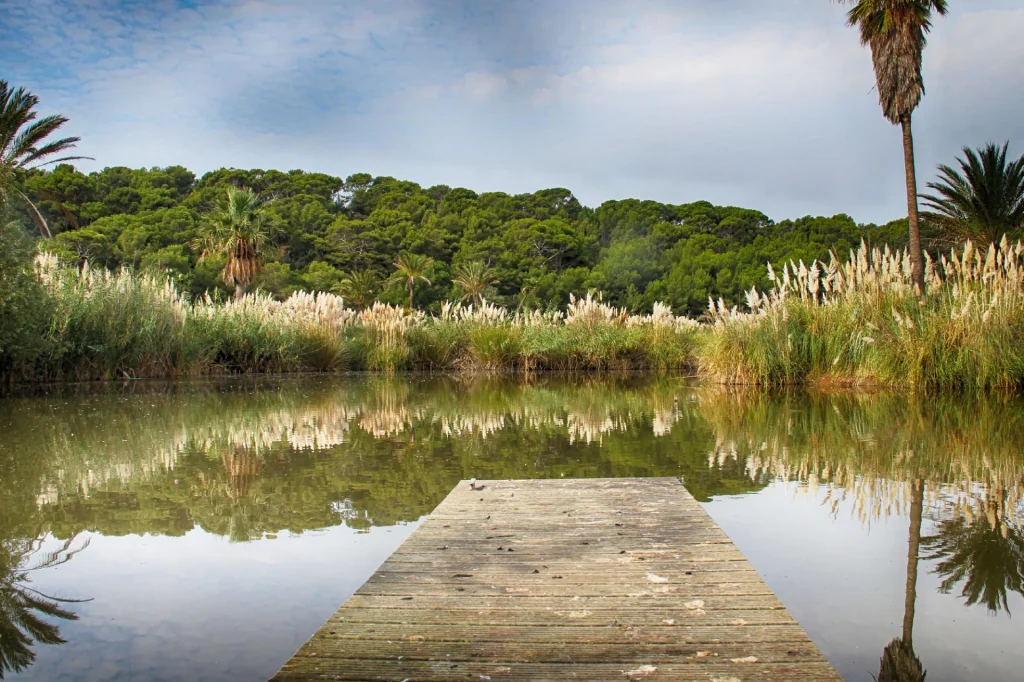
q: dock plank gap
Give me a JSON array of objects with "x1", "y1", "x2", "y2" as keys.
[{"x1": 271, "y1": 477, "x2": 841, "y2": 681}]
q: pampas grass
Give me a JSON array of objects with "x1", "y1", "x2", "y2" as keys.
[
  {"x1": 10, "y1": 241, "x2": 1024, "y2": 391},
  {"x1": 698, "y1": 239, "x2": 1024, "y2": 391}
]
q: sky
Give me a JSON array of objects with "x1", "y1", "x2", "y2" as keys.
[{"x1": 3, "y1": 0, "x2": 1023, "y2": 224}]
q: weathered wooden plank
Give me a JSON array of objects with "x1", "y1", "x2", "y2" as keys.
[
  {"x1": 270, "y1": 478, "x2": 840, "y2": 681},
  {"x1": 385, "y1": 547, "x2": 749, "y2": 563},
  {"x1": 314, "y1": 623, "x2": 813, "y2": 645},
  {"x1": 290, "y1": 638, "x2": 823, "y2": 663},
  {"x1": 329, "y1": 607, "x2": 799, "y2": 627},
  {"x1": 356, "y1": 577, "x2": 770, "y2": 593},
  {"x1": 375, "y1": 561, "x2": 754, "y2": 575},
  {"x1": 273, "y1": 660, "x2": 840, "y2": 682},
  {"x1": 341, "y1": 593, "x2": 790, "y2": 611},
  {"x1": 367, "y1": 569, "x2": 766, "y2": 584}
]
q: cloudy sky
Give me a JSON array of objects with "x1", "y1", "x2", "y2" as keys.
[{"x1": 3, "y1": 0, "x2": 1022, "y2": 224}]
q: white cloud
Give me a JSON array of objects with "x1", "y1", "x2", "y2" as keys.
[
  {"x1": 451, "y1": 71, "x2": 507, "y2": 101},
  {"x1": 4, "y1": 0, "x2": 1022, "y2": 224}
]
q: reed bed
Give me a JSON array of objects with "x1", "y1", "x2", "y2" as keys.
[
  {"x1": 4, "y1": 259, "x2": 699, "y2": 381},
  {"x1": 699, "y1": 238, "x2": 1024, "y2": 391},
  {"x1": 6, "y1": 240, "x2": 1024, "y2": 390}
]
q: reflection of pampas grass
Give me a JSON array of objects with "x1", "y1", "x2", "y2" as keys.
[
  {"x1": 27, "y1": 378, "x2": 1024, "y2": 534},
  {"x1": 697, "y1": 388, "x2": 1024, "y2": 525}
]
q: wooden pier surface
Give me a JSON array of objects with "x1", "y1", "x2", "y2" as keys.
[{"x1": 271, "y1": 477, "x2": 840, "y2": 681}]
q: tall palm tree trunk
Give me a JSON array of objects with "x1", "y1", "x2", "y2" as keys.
[
  {"x1": 903, "y1": 478, "x2": 924, "y2": 647},
  {"x1": 901, "y1": 114, "x2": 927, "y2": 295},
  {"x1": 408, "y1": 283, "x2": 414, "y2": 310}
]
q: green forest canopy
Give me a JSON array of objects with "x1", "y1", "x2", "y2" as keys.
[{"x1": 23, "y1": 164, "x2": 909, "y2": 315}]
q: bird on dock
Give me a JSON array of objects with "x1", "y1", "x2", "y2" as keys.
[{"x1": 469, "y1": 478, "x2": 485, "y2": 491}]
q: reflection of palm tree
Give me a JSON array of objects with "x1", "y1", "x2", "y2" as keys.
[
  {"x1": 877, "y1": 479, "x2": 926, "y2": 682},
  {"x1": 0, "y1": 533, "x2": 90, "y2": 679},
  {"x1": 223, "y1": 446, "x2": 262, "y2": 500},
  {"x1": 922, "y1": 486, "x2": 1024, "y2": 614}
]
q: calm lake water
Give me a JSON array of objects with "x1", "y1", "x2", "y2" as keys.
[{"x1": 1, "y1": 375, "x2": 1022, "y2": 681}]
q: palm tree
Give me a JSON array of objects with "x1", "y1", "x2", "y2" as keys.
[
  {"x1": 390, "y1": 253, "x2": 433, "y2": 309},
  {"x1": 0, "y1": 533, "x2": 90, "y2": 678},
  {"x1": 452, "y1": 261, "x2": 498, "y2": 306},
  {"x1": 336, "y1": 270, "x2": 380, "y2": 309},
  {"x1": 194, "y1": 186, "x2": 276, "y2": 298},
  {"x1": 0, "y1": 80, "x2": 91, "y2": 238},
  {"x1": 843, "y1": 0, "x2": 949, "y2": 295},
  {"x1": 920, "y1": 143, "x2": 1024, "y2": 245},
  {"x1": 921, "y1": 486, "x2": 1024, "y2": 615},
  {"x1": 877, "y1": 478, "x2": 927, "y2": 682}
]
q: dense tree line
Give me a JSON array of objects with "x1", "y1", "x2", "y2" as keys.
[{"x1": 22, "y1": 164, "x2": 908, "y2": 316}]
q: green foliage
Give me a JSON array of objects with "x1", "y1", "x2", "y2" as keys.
[
  {"x1": 21, "y1": 164, "x2": 911, "y2": 317},
  {"x1": 0, "y1": 80, "x2": 90, "y2": 238},
  {"x1": 195, "y1": 186, "x2": 277, "y2": 294},
  {"x1": 921, "y1": 142, "x2": 1024, "y2": 244},
  {"x1": 0, "y1": 216, "x2": 50, "y2": 379},
  {"x1": 697, "y1": 240, "x2": 1024, "y2": 391}
]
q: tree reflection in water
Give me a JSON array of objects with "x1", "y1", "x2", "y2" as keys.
[
  {"x1": 0, "y1": 533, "x2": 90, "y2": 679},
  {"x1": 877, "y1": 480, "x2": 926, "y2": 682},
  {"x1": 4, "y1": 378, "x2": 1024, "y2": 679},
  {"x1": 922, "y1": 486, "x2": 1024, "y2": 615}
]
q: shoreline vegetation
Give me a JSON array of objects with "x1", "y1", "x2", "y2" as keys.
[{"x1": 4, "y1": 237, "x2": 1023, "y2": 392}]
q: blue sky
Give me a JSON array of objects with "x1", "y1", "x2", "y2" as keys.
[{"x1": 3, "y1": 0, "x2": 1023, "y2": 223}]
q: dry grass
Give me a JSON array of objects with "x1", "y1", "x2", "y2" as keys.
[{"x1": 10, "y1": 241, "x2": 1024, "y2": 390}]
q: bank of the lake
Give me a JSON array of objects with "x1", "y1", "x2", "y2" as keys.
[{"x1": 3, "y1": 240, "x2": 1024, "y2": 392}]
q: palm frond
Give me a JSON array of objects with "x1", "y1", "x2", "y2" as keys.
[
  {"x1": 921, "y1": 142, "x2": 1024, "y2": 244},
  {"x1": 15, "y1": 188, "x2": 51, "y2": 238},
  {"x1": 845, "y1": 0, "x2": 948, "y2": 123},
  {"x1": 1, "y1": 80, "x2": 88, "y2": 230}
]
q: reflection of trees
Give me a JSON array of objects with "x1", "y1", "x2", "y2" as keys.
[
  {"x1": 8, "y1": 377, "x2": 1024, "y2": 552},
  {"x1": 922, "y1": 485, "x2": 1024, "y2": 614},
  {"x1": 14, "y1": 376, "x2": 759, "y2": 542},
  {"x1": 877, "y1": 479, "x2": 926, "y2": 682},
  {"x1": 0, "y1": 533, "x2": 90, "y2": 679},
  {"x1": 698, "y1": 389, "x2": 1024, "y2": 527},
  {"x1": 698, "y1": 388, "x2": 1024, "y2": 632}
]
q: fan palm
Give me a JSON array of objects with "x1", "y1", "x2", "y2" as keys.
[
  {"x1": 843, "y1": 0, "x2": 948, "y2": 295},
  {"x1": 0, "y1": 80, "x2": 91, "y2": 238},
  {"x1": 390, "y1": 253, "x2": 433, "y2": 309},
  {"x1": 0, "y1": 533, "x2": 90, "y2": 679},
  {"x1": 336, "y1": 270, "x2": 380, "y2": 310},
  {"x1": 194, "y1": 186, "x2": 277, "y2": 298},
  {"x1": 452, "y1": 261, "x2": 499, "y2": 306},
  {"x1": 920, "y1": 142, "x2": 1024, "y2": 245}
]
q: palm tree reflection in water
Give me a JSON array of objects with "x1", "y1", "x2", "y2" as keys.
[
  {"x1": 875, "y1": 481, "x2": 1024, "y2": 681},
  {"x1": 922, "y1": 485, "x2": 1024, "y2": 615},
  {"x1": 0, "y1": 533, "x2": 90, "y2": 679},
  {"x1": 875, "y1": 479, "x2": 926, "y2": 682}
]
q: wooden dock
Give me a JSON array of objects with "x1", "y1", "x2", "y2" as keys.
[{"x1": 271, "y1": 478, "x2": 840, "y2": 681}]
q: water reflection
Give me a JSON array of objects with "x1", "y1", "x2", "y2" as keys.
[
  {"x1": 923, "y1": 512, "x2": 1024, "y2": 615},
  {"x1": 0, "y1": 533, "x2": 89, "y2": 678},
  {"x1": 877, "y1": 480, "x2": 926, "y2": 682},
  {"x1": 2, "y1": 376, "x2": 1024, "y2": 680}
]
